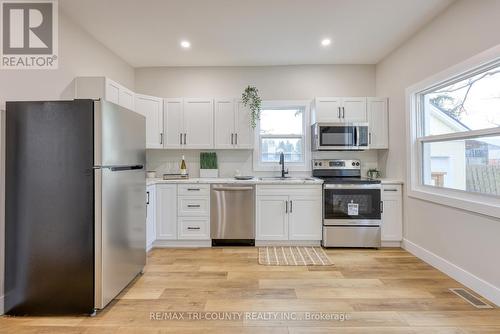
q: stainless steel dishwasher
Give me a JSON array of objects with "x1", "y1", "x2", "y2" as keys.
[{"x1": 211, "y1": 184, "x2": 255, "y2": 246}]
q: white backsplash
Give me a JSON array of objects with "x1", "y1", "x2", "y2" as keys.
[{"x1": 146, "y1": 149, "x2": 380, "y2": 178}]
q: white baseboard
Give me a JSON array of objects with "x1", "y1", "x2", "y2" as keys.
[
  {"x1": 381, "y1": 240, "x2": 402, "y2": 248},
  {"x1": 153, "y1": 240, "x2": 211, "y2": 248},
  {"x1": 255, "y1": 240, "x2": 321, "y2": 247},
  {"x1": 403, "y1": 239, "x2": 500, "y2": 306}
]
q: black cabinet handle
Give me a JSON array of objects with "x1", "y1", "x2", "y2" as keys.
[
  {"x1": 231, "y1": 133, "x2": 234, "y2": 145},
  {"x1": 290, "y1": 200, "x2": 293, "y2": 213},
  {"x1": 187, "y1": 188, "x2": 200, "y2": 191},
  {"x1": 384, "y1": 189, "x2": 398, "y2": 192},
  {"x1": 187, "y1": 227, "x2": 201, "y2": 230},
  {"x1": 235, "y1": 133, "x2": 238, "y2": 145},
  {"x1": 187, "y1": 204, "x2": 201, "y2": 208},
  {"x1": 146, "y1": 191, "x2": 150, "y2": 205},
  {"x1": 184, "y1": 133, "x2": 187, "y2": 145},
  {"x1": 180, "y1": 133, "x2": 182, "y2": 145}
]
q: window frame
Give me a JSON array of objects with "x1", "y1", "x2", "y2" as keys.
[
  {"x1": 406, "y1": 44, "x2": 500, "y2": 218},
  {"x1": 253, "y1": 100, "x2": 311, "y2": 172}
]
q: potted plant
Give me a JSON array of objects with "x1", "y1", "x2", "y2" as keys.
[
  {"x1": 367, "y1": 168, "x2": 381, "y2": 179},
  {"x1": 200, "y1": 152, "x2": 218, "y2": 178},
  {"x1": 242, "y1": 85, "x2": 262, "y2": 128}
]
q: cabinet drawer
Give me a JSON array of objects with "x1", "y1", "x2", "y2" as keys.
[
  {"x1": 178, "y1": 197, "x2": 209, "y2": 216},
  {"x1": 382, "y1": 185, "x2": 402, "y2": 198},
  {"x1": 178, "y1": 184, "x2": 210, "y2": 196},
  {"x1": 178, "y1": 217, "x2": 210, "y2": 240}
]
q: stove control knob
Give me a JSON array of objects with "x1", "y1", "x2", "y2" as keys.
[
  {"x1": 351, "y1": 162, "x2": 356, "y2": 166},
  {"x1": 356, "y1": 162, "x2": 360, "y2": 166}
]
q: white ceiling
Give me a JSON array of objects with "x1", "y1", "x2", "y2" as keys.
[{"x1": 60, "y1": 0, "x2": 454, "y2": 67}]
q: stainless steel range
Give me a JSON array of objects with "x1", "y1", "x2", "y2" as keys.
[{"x1": 313, "y1": 159, "x2": 382, "y2": 248}]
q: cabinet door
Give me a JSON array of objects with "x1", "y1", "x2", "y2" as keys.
[
  {"x1": 256, "y1": 195, "x2": 289, "y2": 240},
  {"x1": 183, "y1": 98, "x2": 214, "y2": 149},
  {"x1": 235, "y1": 100, "x2": 254, "y2": 149},
  {"x1": 163, "y1": 98, "x2": 183, "y2": 148},
  {"x1": 104, "y1": 79, "x2": 120, "y2": 105},
  {"x1": 381, "y1": 185, "x2": 403, "y2": 241},
  {"x1": 288, "y1": 196, "x2": 322, "y2": 240},
  {"x1": 313, "y1": 97, "x2": 342, "y2": 123},
  {"x1": 367, "y1": 98, "x2": 388, "y2": 149},
  {"x1": 135, "y1": 94, "x2": 164, "y2": 149},
  {"x1": 119, "y1": 87, "x2": 135, "y2": 111},
  {"x1": 155, "y1": 184, "x2": 177, "y2": 240},
  {"x1": 146, "y1": 185, "x2": 156, "y2": 249},
  {"x1": 342, "y1": 97, "x2": 367, "y2": 122},
  {"x1": 214, "y1": 99, "x2": 235, "y2": 149}
]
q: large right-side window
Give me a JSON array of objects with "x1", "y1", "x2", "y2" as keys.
[{"x1": 417, "y1": 61, "x2": 500, "y2": 196}]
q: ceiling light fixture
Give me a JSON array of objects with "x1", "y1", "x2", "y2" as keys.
[
  {"x1": 180, "y1": 40, "x2": 191, "y2": 49},
  {"x1": 321, "y1": 38, "x2": 331, "y2": 47}
]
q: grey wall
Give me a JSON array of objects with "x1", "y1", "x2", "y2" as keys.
[{"x1": 376, "y1": 0, "x2": 500, "y2": 304}]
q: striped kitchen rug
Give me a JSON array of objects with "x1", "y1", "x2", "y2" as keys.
[{"x1": 258, "y1": 246, "x2": 332, "y2": 266}]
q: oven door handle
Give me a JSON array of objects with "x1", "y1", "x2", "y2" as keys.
[
  {"x1": 380, "y1": 200, "x2": 384, "y2": 213},
  {"x1": 324, "y1": 184, "x2": 381, "y2": 189}
]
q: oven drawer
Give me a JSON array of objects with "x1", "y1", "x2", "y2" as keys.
[{"x1": 322, "y1": 226, "x2": 380, "y2": 248}]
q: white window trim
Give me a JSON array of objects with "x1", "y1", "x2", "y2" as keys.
[
  {"x1": 253, "y1": 100, "x2": 311, "y2": 172},
  {"x1": 406, "y1": 44, "x2": 500, "y2": 218}
]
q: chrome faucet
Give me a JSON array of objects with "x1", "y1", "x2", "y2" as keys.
[{"x1": 279, "y1": 152, "x2": 289, "y2": 178}]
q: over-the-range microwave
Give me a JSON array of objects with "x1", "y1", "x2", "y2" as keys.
[{"x1": 311, "y1": 122, "x2": 369, "y2": 151}]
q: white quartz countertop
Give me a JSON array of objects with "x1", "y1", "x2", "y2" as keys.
[
  {"x1": 147, "y1": 177, "x2": 324, "y2": 186},
  {"x1": 379, "y1": 179, "x2": 404, "y2": 184}
]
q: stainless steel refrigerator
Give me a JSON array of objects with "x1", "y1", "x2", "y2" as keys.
[{"x1": 5, "y1": 99, "x2": 146, "y2": 315}]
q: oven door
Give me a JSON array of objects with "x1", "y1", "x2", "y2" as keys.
[
  {"x1": 323, "y1": 184, "x2": 381, "y2": 225},
  {"x1": 312, "y1": 123, "x2": 356, "y2": 150}
]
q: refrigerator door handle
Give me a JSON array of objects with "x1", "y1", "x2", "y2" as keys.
[{"x1": 102, "y1": 165, "x2": 144, "y2": 172}]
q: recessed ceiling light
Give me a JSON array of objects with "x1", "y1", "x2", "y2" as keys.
[
  {"x1": 180, "y1": 40, "x2": 191, "y2": 49},
  {"x1": 321, "y1": 38, "x2": 331, "y2": 47}
]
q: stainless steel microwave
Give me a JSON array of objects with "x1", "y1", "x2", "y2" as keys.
[{"x1": 311, "y1": 123, "x2": 369, "y2": 151}]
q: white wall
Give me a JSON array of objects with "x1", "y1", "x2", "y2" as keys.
[
  {"x1": 376, "y1": 0, "x2": 500, "y2": 305},
  {"x1": 137, "y1": 65, "x2": 379, "y2": 177},
  {"x1": 0, "y1": 11, "x2": 135, "y2": 313}
]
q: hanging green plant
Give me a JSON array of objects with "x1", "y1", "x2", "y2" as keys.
[{"x1": 242, "y1": 85, "x2": 262, "y2": 128}]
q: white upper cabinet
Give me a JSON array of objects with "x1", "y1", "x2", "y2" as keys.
[
  {"x1": 75, "y1": 77, "x2": 135, "y2": 111},
  {"x1": 215, "y1": 99, "x2": 236, "y2": 149},
  {"x1": 312, "y1": 97, "x2": 367, "y2": 123},
  {"x1": 163, "y1": 98, "x2": 184, "y2": 148},
  {"x1": 367, "y1": 97, "x2": 389, "y2": 149},
  {"x1": 214, "y1": 99, "x2": 254, "y2": 149},
  {"x1": 312, "y1": 97, "x2": 342, "y2": 123},
  {"x1": 135, "y1": 94, "x2": 164, "y2": 149},
  {"x1": 342, "y1": 97, "x2": 367, "y2": 122},
  {"x1": 234, "y1": 100, "x2": 254, "y2": 149},
  {"x1": 119, "y1": 86, "x2": 135, "y2": 111},
  {"x1": 183, "y1": 98, "x2": 214, "y2": 149},
  {"x1": 163, "y1": 98, "x2": 214, "y2": 149}
]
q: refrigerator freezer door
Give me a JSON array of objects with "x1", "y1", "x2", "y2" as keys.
[
  {"x1": 5, "y1": 100, "x2": 95, "y2": 315},
  {"x1": 95, "y1": 167, "x2": 146, "y2": 309},
  {"x1": 94, "y1": 100, "x2": 146, "y2": 167}
]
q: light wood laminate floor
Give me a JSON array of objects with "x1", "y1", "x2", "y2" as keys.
[{"x1": 1, "y1": 247, "x2": 499, "y2": 333}]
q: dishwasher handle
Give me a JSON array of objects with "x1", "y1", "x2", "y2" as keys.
[{"x1": 213, "y1": 186, "x2": 254, "y2": 191}]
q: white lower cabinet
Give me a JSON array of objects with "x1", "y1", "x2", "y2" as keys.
[
  {"x1": 155, "y1": 184, "x2": 177, "y2": 240},
  {"x1": 152, "y1": 184, "x2": 210, "y2": 246},
  {"x1": 146, "y1": 185, "x2": 156, "y2": 250},
  {"x1": 288, "y1": 196, "x2": 322, "y2": 240},
  {"x1": 256, "y1": 195, "x2": 289, "y2": 240},
  {"x1": 256, "y1": 185, "x2": 322, "y2": 242},
  {"x1": 381, "y1": 184, "x2": 403, "y2": 243}
]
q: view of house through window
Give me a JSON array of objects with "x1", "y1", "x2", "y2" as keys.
[
  {"x1": 259, "y1": 107, "x2": 304, "y2": 163},
  {"x1": 419, "y1": 62, "x2": 500, "y2": 196}
]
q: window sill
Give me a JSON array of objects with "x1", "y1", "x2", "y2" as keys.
[{"x1": 408, "y1": 185, "x2": 500, "y2": 219}]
